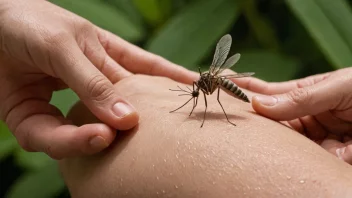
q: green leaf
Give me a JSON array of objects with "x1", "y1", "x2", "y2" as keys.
[
  {"x1": 315, "y1": 0, "x2": 352, "y2": 52},
  {"x1": 105, "y1": 0, "x2": 145, "y2": 29},
  {"x1": 132, "y1": 0, "x2": 172, "y2": 26},
  {"x1": 49, "y1": 0, "x2": 145, "y2": 42},
  {"x1": 234, "y1": 50, "x2": 301, "y2": 82},
  {"x1": 50, "y1": 89, "x2": 79, "y2": 116},
  {"x1": 286, "y1": 0, "x2": 352, "y2": 69},
  {"x1": 0, "y1": 121, "x2": 17, "y2": 160},
  {"x1": 14, "y1": 149, "x2": 53, "y2": 170},
  {"x1": 7, "y1": 162, "x2": 65, "y2": 198},
  {"x1": 146, "y1": 0, "x2": 240, "y2": 69}
]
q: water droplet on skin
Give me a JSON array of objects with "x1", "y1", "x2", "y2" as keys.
[
  {"x1": 203, "y1": 155, "x2": 207, "y2": 159},
  {"x1": 219, "y1": 172, "x2": 222, "y2": 176},
  {"x1": 176, "y1": 154, "x2": 179, "y2": 159},
  {"x1": 286, "y1": 176, "x2": 291, "y2": 180},
  {"x1": 156, "y1": 176, "x2": 159, "y2": 180},
  {"x1": 183, "y1": 164, "x2": 186, "y2": 168},
  {"x1": 177, "y1": 141, "x2": 180, "y2": 145},
  {"x1": 152, "y1": 164, "x2": 155, "y2": 168},
  {"x1": 175, "y1": 185, "x2": 179, "y2": 189},
  {"x1": 230, "y1": 164, "x2": 234, "y2": 168},
  {"x1": 212, "y1": 181, "x2": 216, "y2": 185},
  {"x1": 156, "y1": 191, "x2": 159, "y2": 195},
  {"x1": 299, "y1": 180, "x2": 305, "y2": 184},
  {"x1": 164, "y1": 159, "x2": 167, "y2": 163},
  {"x1": 170, "y1": 173, "x2": 173, "y2": 176},
  {"x1": 162, "y1": 190, "x2": 166, "y2": 194}
]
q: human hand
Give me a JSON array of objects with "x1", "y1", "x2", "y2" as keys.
[
  {"x1": 0, "y1": 0, "x2": 197, "y2": 159},
  {"x1": 233, "y1": 67, "x2": 352, "y2": 164}
]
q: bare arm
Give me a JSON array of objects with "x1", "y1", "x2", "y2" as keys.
[{"x1": 59, "y1": 75, "x2": 352, "y2": 198}]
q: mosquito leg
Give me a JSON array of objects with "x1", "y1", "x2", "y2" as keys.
[
  {"x1": 170, "y1": 97, "x2": 194, "y2": 113},
  {"x1": 217, "y1": 88, "x2": 236, "y2": 126},
  {"x1": 201, "y1": 92, "x2": 208, "y2": 128},
  {"x1": 189, "y1": 96, "x2": 199, "y2": 116}
]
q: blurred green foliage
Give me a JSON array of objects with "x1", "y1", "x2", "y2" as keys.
[{"x1": 1, "y1": 0, "x2": 352, "y2": 197}]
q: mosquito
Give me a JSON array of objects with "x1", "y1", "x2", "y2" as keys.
[{"x1": 169, "y1": 34, "x2": 255, "y2": 127}]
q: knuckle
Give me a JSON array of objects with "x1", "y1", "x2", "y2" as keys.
[
  {"x1": 86, "y1": 75, "x2": 115, "y2": 103},
  {"x1": 42, "y1": 30, "x2": 71, "y2": 49},
  {"x1": 77, "y1": 19, "x2": 95, "y2": 32},
  {"x1": 296, "y1": 79, "x2": 312, "y2": 88},
  {"x1": 44, "y1": 145, "x2": 62, "y2": 160},
  {"x1": 287, "y1": 88, "x2": 312, "y2": 105},
  {"x1": 16, "y1": 131, "x2": 33, "y2": 152}
]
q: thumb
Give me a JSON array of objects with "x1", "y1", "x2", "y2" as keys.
[
  {"x1": 54, "y1": 44, "x2": 139, "y2": 131},
  {"x1": 251, "y1": 81, "x2": 337, "y2": 121}
]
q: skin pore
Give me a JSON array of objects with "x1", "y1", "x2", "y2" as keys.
[{"x1": 59, "y1": 75, "x2": 352, "y2": 198}]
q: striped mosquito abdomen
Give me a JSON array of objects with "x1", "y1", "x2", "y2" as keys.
[{"x1": 217, "y1": 78, "x2": 250, "y2": 103}]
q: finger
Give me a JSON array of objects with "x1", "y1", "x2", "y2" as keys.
[
  {"x1": 299, "y1": 116, "x2": 327, "y2": 141},
  {"x1": 234, "y1": 72, "x2": 330, "y2": 95},
  {"x1": 96, "y1": 28, "x2": 199, "y2": 84},
  {"x1": 287, "y1": 119, "x2": 306, "y2": 136},
  {"x1": 333, "y1": 109, "x2": 352, "y2": 122},
  {"x1": 320, "y1": 134, "x2": 344, "y2": 154},
  {"x1": 315, "y1": 111, "x2": 352, "y2": 136},
  {"x1": 336, "y1": 145, "x2": 352, "y2": 165},
  {"x1": 17, "y1": 115, "x2": 116, "y2": 159},
  {"x1": 251, "y1": 78, "x2": 338, "y2": 121},
  {"x1": 52, "y1": 40, "x2": 139, "y2": 131},
  {"x1": 81, "y1": 35, "x2": 132, "y2": 83},
  {"x1": 4, "y1": 96, "x2": 115, "y2": 159}
]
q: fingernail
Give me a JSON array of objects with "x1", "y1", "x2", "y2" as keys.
[
  {"x1": 112, "y1": 102, "x2": 135, "y2": 118},
  {"x1": 90, "y1": 136, "x2": 108, "y2": 150},
  {"x1": 336, "y1": 147, "x2": 346, "y2": 160},
  {"x1": 254, "y1": 95, "x2": 277, "y2": 106}
]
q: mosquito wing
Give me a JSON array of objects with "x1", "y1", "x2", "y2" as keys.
[
  {"x1": 210, "y1": 34, "x2": 232, "y2": 75},
  {"x1": 214, "y1": 53, "x2": 241, "y2": 75},
  {"x1": 217, "y1": 72, "x2": 255, "y2": 79}
]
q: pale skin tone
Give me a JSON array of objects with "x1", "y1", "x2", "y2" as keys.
[
  {"x1": 234, "y1": 67, "x2": 352, "y2": 164},
  {"x1": 60, "y1": 75, "x2": 352, "y2": 198},
  {"x1": 0, "y1": 0, "x2": 197, "y2": 159},
  {"x1": 1, "y1": 0, "x2": 351, "y2": 170}
]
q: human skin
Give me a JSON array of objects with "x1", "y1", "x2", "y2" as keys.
[
  {"x1": 233, "y1": 67, "x2": 352, "y2": 164},
  {"x1": 0, "y1": 0, "x2": 196, "y2": 159},
  {"x1": 59, "y1": 75, "x2": 352, "y2": 198}
]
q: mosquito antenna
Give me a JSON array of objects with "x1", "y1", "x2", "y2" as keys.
[
  {"x1": 177, "y1": 85, "x2": 191, "y2": 93},
  {"x1": 169, "y1": 85, "x2": 192, "y2": 94},
  {"x1": 169, "y1": 89, "x2": 190, "y2": 94},
  {"x1": 170, "y1": 96, "x2": 194, "y2": 113}
]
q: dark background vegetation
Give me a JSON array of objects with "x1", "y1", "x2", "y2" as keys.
[{"x1": 1, "y1": 0, "x2": 352, "y2": 197}]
